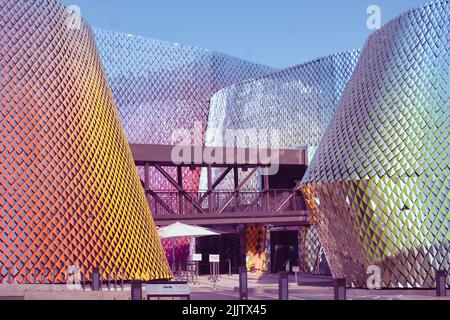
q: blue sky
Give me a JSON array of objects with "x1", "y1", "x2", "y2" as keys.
[{"x1": 61, "y1": 0, "x2": 428, "y2": 68}]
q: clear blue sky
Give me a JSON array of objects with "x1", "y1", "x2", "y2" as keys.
[{"x1": 61, "y1": 0, "x2": 428, "y2": 68}]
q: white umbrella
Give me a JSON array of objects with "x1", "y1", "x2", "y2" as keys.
[
  {"x1": 158, "y1": 222, "x2": 221, "y2": 270},
  {"x1": 158, "y1": 222, "x2": 220, "y2": 239}
]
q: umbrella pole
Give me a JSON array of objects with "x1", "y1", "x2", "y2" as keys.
[{"x1": 172, "y1": 238, "x2": 176, "y2": 274}]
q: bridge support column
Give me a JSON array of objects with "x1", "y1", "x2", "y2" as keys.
[
  {"x1": 207, "y1": 165, "x2": 213, "y2": 213},
  {"x1": 263, "y1": 167, "x2": 270, "y2": 211},
  {"x1": 238, "y1": 225, "x2": 247, "y2": 269},
  {"x1": 177, "y1": 166, "x2": 183, "y2": 214},
  {"x1": 144, "y1": 163, "x2": 150, "y2": 204}
]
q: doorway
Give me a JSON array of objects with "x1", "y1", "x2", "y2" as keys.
[{"x1": 270, "y1": 231, "x2": 298, "y2": 273}]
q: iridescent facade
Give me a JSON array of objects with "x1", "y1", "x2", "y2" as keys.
[
  {"x1": 301, "y1": 0, "x2": 449, "y2": 288},
  {"x1": 94, "y1": 29, "x2": 274, "y2": 192},
  {"x1": 94, "y1": 30, "x2": 274, "y2": 261},
  {"x1": 202, "y1": 51, "x2": 360, "y2": 271},
  {"x1": 0, "y1": 0, "x2": 172, "y2": 283}
]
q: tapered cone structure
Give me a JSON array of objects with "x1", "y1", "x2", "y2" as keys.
[
  {"x1": 301, "y1": 0, "x2": 449, "y2": 288},
  {"x1": 0, "y1": 0, "x2": 172, "y2": 283}
]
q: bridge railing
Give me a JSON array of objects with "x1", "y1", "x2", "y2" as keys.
[{"x1": 147, "y1": 190, "x2": 307, "y2": 216}]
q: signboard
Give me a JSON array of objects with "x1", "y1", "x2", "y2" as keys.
[
  {"x1": 209, "y1": 255, "x2": 220, "y2": 263},
  {"x1": 192, "y1": 254, "x2": 202, "y2": 262},
  {"x1": 292, "y1": 266, "x2": 300, "y2": 273},
  {"x1": 146, "y1": 282, "x2": 190, "y2": 300}
]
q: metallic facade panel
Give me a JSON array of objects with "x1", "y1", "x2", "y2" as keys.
[
  {"x1": 0, "y1": 0, "x2": 172, "y2": 283},
  {"x1": 301, "y1": 0, "x2": 449, "y2": 288},
  {"x1": 94, "y1": 29, "x2": 274, "y2": 192},
  {"x1": 201, "y1": 51, "x2": 360, "y2": 271}
]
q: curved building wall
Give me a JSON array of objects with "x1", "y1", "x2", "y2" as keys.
[
  {"x1": 94, "y1": 29, "x2": 274, "y2": 192},
  {"x1": 202, "y1": 51, "x2": 360, "y2": 271},
  {"x1": 301, "y1": 0, "x2": 449, "y2": 288},
  {"x1": 0, "y1": 0, "x2": 172, "y2": 283}
]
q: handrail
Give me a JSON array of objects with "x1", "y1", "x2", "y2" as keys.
[{"x1": 147, "y1": 189, "x2": 307, "y2": 215}]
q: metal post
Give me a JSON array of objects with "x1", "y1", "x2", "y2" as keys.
[
  {"x1": 114, "y1": 268, "x2": 118, "y2": 290},
  {"x1": 131, "y1": 281, "x2": 143, "y2": 300},
  {"x1": 234, "y1": 167, "x2": 239, "y2": 212},
  {"x1": 263, "y1": 167, "x2": 270, "y2": 211},
  {"x1": 239, "y1": 225, "x2": 247, "y2": 268},
  {"x1": 177, "y1": 166, "x2": 183, "y2": 214},
  {"x1": 195, "y1": 261, "x2": 199, "y2": 285},
  {"x1": 91, "y1": 267, "x2": 100, "y2": 291},
  {"x1": 239, "y1": 267, "x2": 248, "y2": 300},
  {"x1": 228, "y1": 259, "x2": 232, "y2": 276},
  {"x1": 436, "y1": 270, "x2": 447, "y2": 297},
  {"x1": 279, "y1": 272, "x2": 289, "y2": 300},
  {"x1": 121, "y1": 269, "x2": 124, "y2": 290},
  {"x1": 144, "y1": 163, "x2": 150, "y2": 205},
  {"x1": 207, "y1": 165, "x2": 213, "y2": 213},
  {"x1": 82, "y1": 269, "x2": 86, "y2": 291},
  {"x1": 334, "y1": 278, "x2": 347, "y2": 300}
]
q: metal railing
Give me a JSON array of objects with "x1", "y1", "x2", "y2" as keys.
[{"x1": 147, "y1": 189, "x2": 307, "y2": 216}]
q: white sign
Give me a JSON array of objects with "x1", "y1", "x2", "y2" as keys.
[
  {"x1": 209, "y1": 254, "x2": 220, "y2": 263},
  {"x1": 146, "y1": 283, "x2": 190, "y2": 297},
  {"x1": 292, "y1": 266, "x2": 300, "y2": 273},
  {"x1": 192, "y1": 254, "x2": 202, "y2": 262}
]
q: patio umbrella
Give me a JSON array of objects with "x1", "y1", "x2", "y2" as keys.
[
  {"x1": 158, "y1": 222, "x2": 221, "y2": 269},
  {"x1": 158, "y1": 222, "x2": 221, "y2": 239}
]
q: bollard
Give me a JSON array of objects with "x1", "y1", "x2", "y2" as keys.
[
  {"x1": 82, "y1": 270, "x2": 86, "y2": 291},
  {"x1": 131, "y1": 281, "x2": 143, "y2": 300},
  {"x1": 239, "y1": 267, "x2": 248, "y2": 300},
  {"x1": 334, "y1": 278, "x2": 346, "y2": 300},
  {"x1": 436, "y1": 270, "x2": 447, "y2": 297},
  {"x1": 121, "y1": 269, "x2": 125, "y2": 290},
  {"x1": 91, "y1": 267, "x2": 100, "y2": 291},
  {"x1": 279, "y1": 272, "x2": 289, "y2": 300}
]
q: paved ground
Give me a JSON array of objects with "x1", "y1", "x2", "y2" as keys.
[{"x1": 0, "y1": 274, "x2": 448, "y2": 300}]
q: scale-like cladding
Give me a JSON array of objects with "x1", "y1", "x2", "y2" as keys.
[
  {"x1": 301, "y1": 0, "x2": 449, "y2": 288},
  {"x1": 201, "y1": 51, "x2": 360, "y2": 271},
  {"x1": 94, "y1": 29, "x2": 274, "y2": 192},
  {"x1": 0, "y1": 0, "x2": 172, "y2": 283}
]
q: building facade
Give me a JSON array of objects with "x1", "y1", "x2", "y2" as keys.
[
  {"x1": 301, "y1": 0, "x2": 449, "y2": 288},
  {"x1": 0, "y1": 0, "x2": 171, "y2": 283},
  {"x1": 94, "y1": 29, "x2": 274, "y2": 192},
  {"x1": 202, "y1": 51, "x2": 360, "y2": 272},
  {"x1": 93, "y1": 29, "x2": 274, "y2": 263}
]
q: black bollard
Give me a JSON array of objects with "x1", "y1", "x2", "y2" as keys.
[
  {"x1": 131, "y1": 281, "x2": 143, "y2": 300},
  {"x1": 279, "y1": 272, "x2": 289, "y2": 300},
  {"x1": 334, "y1": 278, "x2": 346, "y2": 300},
  {"x1": 239, "y1": 267, "x2": 248, "y2": 300},
  {"x1": 436, "y1": 270, "x2": 447, "y2": 297},
  {"x1": 91, "y1": 267, "x2": 100, "y2": 291}
]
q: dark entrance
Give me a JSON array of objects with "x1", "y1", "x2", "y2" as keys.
[
  {"x1": 270, "y1": 231, "x2": 298, "y2": 273},
  {"x1": 196, "y1": 233, "x2": 240, "y2": 275}
]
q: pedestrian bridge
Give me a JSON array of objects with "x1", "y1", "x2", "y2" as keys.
[{"x1": 130, "y1": 144, "x2": 312, "y2": 227}]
